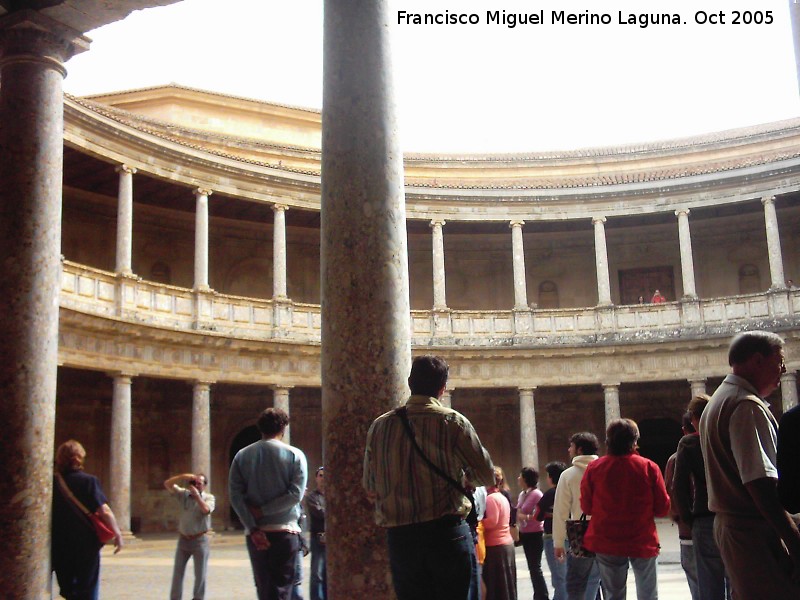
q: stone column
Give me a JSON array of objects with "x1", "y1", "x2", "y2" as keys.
[
  {"x1": 675, "y1": 209, "x2": 698, "y2": 298},
  {"x1": 440, "y1": 389, "x2": 452, "y2": 408},
  {"x1": 603, "y1": 384, "x2": 621, "y2": 426},
  {"x1": 115, "y1": 165, "x2": 136, "y2": 275},
  {"x1": 431, "y1": 219, "x2": 448, "y2": 309},
  {"x1": 689, "y1": 378, "x2": 707, "y2": 399},
  {"x1": 272, "y1": 204, "x2": 289, "y2": 300},
  {"x1": 782, "y1": 372, "x2": 798, "y2": 413},
  {"x1": 110, "y1": 374, "x2": 134, "y2": 536},
  {"x1": 762, "y1": 196, "x2": 786, "y2": 289},
  {"x1": 321, "y1": 1, "x2": 411, "y2": 596},
  {"x1": 510, "y1": 220, "x2": 529, "y2": 309},
  {"x1": 519, "y1": 388, "x2": 539, "y2": 469},
  {"x1": 0, "y1": 11, "x2": 88, "y2": 596},
  {"x1": 192, "y1": 381, "x2": 212, "y2": 477},
  {"x1": 593, "y1": 216, "x2": 613, "y2": 306},
  {"x1": 272, "y1": 385, "x2": 292, "y2": 443},
  {"x1": 194, "y1": 188, "x2": 212, "y2": 291}
]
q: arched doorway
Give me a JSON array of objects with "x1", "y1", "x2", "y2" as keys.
[
  {"x1": 228, "y1": 425, "x2": 261, "y2": 527},
  {"x1": 637, "y1": 418, "x2": 682, "y2": 472}
]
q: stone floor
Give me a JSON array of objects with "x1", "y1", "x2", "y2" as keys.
[{"x1": 52, "y1": 520, "x2": 692, "y2": 599}]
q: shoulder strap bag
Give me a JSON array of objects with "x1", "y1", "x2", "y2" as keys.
[{"x1": 54, "y1": 471, "x2": 116, "y2": 545}]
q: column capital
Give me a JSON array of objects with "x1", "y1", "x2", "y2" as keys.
[
  {"x1": 272, "y1": 203, "x2": 289, "y2": 213},
  {"x1": 429, "y1": 219, "x2": 446, "y2": 229},
  {"x1": 0, "y1": 10, "x2": 90, "y2": 73},
  {"x1": 270, "y1": 384, "x2": 295, "y2": 392},
  {"x1": 193, "y1": 380, "x2": 215, "y2": 388},
  {"x1": 509, "y1": 220, "x2": 525, "y2": 229},
  {"x1": 601, "y1": 382, "x2": 620, "y2": 390},
  {"x1": 194, "y1": 187, "x2": 213, "y2": 198},
  {"x1": 115, "y1": 164, "x2": 137, "y2": 175},
  {"x1": 592, "y1": 215, "x2": 607, "y2": 225},
  {"x1": 674, "y1": 208, "x2": 690, "y2": 218},
  {"x1": 518, "y1": 386, "x2": 537, "y2": 393},
  {"x1": 107, "y1": 371, "x2": 136, "y2": 381},
  {"x1": 761, "y1": 195, "x2": 776, "y2": 206}
]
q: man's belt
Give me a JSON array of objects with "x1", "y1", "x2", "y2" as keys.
[{"x1": 180, "y1": 530, "x2": 208, "y2": 540}]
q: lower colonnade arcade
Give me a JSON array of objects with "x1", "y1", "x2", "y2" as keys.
[{"x1": 2, "y1": 1, "x2": 800, "y2": 598}]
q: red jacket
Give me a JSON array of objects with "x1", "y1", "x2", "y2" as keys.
[{"x1": 580, "y1": 452, "x2": 670, "y2": 558}]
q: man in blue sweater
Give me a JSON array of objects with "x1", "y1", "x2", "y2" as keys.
[{"x1": 230, "y1": 407, "x2": 308, "y2": 600}]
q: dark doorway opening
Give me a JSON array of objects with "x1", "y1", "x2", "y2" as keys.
[
  {"x1": 637, "y1": 417, "x2": 682, "y2": 472},
  {"x1": 228, "y1": 425, "x2": 261, "y2": 528}
]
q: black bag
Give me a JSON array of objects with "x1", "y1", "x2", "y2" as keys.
[{"x1": 565, "y1": 513, "x2": 594, "y2": 558}]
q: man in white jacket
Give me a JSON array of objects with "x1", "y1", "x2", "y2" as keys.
[{"x1": 553, "y1": 432, "x2": 602, "y2": 600}]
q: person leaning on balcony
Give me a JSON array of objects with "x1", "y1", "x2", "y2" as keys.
[
  {"x1": 650, "y1": 290, "x2": 666, "y2": 303},
  {"x1": 699, "y1": 330, "x2": 800, "y2": 598}
]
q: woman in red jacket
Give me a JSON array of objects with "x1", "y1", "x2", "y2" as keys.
[{"x1": 580, "y1": 419, "x2": 670, "y2": 600}]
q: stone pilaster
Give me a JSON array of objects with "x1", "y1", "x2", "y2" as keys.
[
  {"x1": 603, "y1": 383, "x2": 621, "y2": 426},
  {"x1": 782, "y1": 372, "x2": 798, "y2": 413},
  {"x1": 519, "y1": 388, "x2": 539, "y2": 469},
  {"x1": 110, "y1": 373, "x2": 134, "y2": 537},
  {"x1": 510, "y1": 220, "x2": 529, "y2": 309},
  {"x1": 192, "y1": 381, "x2": 212, "y2": 477},
  {"x1": 675, "y1": 209, "x2": 698, "y2": 298},
  {"x1": 431, "y1": 219, "x2": 448, "y2": 309},
  {"x1": 194, "y1": 188, "x2": 212, "y2": 291},
  {"x1": 321, "y1": 1, "x2": 411, "y2": 595},
  {"x1": 272, "y1": 385, "x2": 292, "y2": 443},
  {"x1": 592, "y1": 216, "x2": 612, "y2": 306},
  {"x1": 0, "y1": 10, "x2": 89, "y2": 596},
  {"x1": 761, "y1": 196, "x2": 786, "y2": 289},
  {"x1": 272, "y1": 204, "x2": 288, "y2": 300},
  {"x1": 689, "y1": 378, "x2": 707, "y2": 399}
]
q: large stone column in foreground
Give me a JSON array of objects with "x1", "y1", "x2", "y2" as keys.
[
  {"x1": 321, "y1": 1, "x2": 411, "y2": 597},
  {"x1": 0, "y1": 10, "x2": 88, "y2": 596}
]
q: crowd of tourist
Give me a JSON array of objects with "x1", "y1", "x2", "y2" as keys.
[{"x1": 51, "y1": 330, "x2": 799, "y2": 600}]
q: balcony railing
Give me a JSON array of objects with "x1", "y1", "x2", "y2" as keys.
[{"x1": 61, "y1": 260, "x2": 800, "y2": 347}]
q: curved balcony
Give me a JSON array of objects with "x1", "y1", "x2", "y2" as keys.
[{"x1": 61, "y1": 260, "x2": 800, "y2": 349}]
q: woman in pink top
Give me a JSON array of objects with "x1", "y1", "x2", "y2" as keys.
[
  {"x1": 482, "y1": 468, "x2": 517, "y2": 600},
  {"x1": 516, "y1": 467, "x2": 548, "y2": 600}
]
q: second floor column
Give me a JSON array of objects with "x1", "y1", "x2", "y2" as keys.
[
  {"x1": 782, "y1": 372, "x2": 798, "y2": 413},
  {"x1": 603, "y1": 383, "x2": 621, "y2": 426},
  {"x1": 272, "y1": 385, "x2": 292, "y2": 443},
  {"x1": 510, "y1": 220, "x2": 528, "y2": 309},
  {"x1": 272, "y1": 204, "x2": 289, "y2": 300},
  {"x1": 675, "y1": 209, "x2": 698, "y2": 298},
  {"x1": 110, "y1": 373, "x2": 135, "y2": 537},
  {"x1": 192, "y1": 381, "x2": 213, "y2": 477},
  {"x1": 431, "y1": 219, "x2": 448, "y2": 309},
  {"x1": 593, "y1": 216, "x2": 612, "y2": 306},
  {"x1": 115, "y1": 165, "x2": 136, "y2": 275},
  {"x1": 194, "y1": 188, "x2": 212, "y2": 291},
  {"x1": 519, "y1": 387, "x2": 539, "y2": 469},
  {"x1": 762, "y1": 196, "x2": 787, "y2": 289}
]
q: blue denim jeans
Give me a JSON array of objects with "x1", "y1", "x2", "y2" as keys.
[
  {"x1": 565, "y1": 553, "x2": 601, "y2": 600},
  {"x1": 543, "y1": 536, "x2": 567, "y2": 600},
  {"x1": 291, "y1": 549, "x2": 303, "y2": 600},
  {"x1": 679, "y1": 540, "x2": 700, "y2": 600},
  {"x1": 309, "y1": 535, "x2": 327, "y2": 600},
  {"x1": 595, "y1": 553, "x2": 658, "y2": 600},
  {"x1": 692, "y1": 516, "x2": 730, "y2": 600},
  {"x1": 170, "y1": 535, "x2": 210, "y2": 600},
  {"x1": 386, "y1": 518, "x2": 477, "y2": 600},
  {"x1": 246, "y1": 531, "x2": 300, "y2": 600}
]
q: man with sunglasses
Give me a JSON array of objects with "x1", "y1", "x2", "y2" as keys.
[{"x1": 164, "y1": 472, "x2": 215, "y2": 600}]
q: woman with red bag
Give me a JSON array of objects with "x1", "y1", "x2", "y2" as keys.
[{"x1": 52, "y1": 440, "x2": 123, "y2": 600}]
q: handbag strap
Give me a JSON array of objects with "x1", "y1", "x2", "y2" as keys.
[
  {"x1": 55, "y1": 471, "x2": 92, "y2": 515},
  {"x1": 394, "y1": 406, "x2": 474, "y2": 512}
]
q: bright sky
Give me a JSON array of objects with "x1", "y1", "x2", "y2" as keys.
[{"x1": 63, "y1": 0, "x2": 800, "y2": 153}]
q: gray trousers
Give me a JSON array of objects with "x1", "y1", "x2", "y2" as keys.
[{"x1": 170, "y1": 534, "x2": 210, "y2": 600}]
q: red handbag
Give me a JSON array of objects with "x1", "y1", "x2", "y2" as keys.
[{"x1": 55, "y1": 472, "x2": 116, "y2": 544}]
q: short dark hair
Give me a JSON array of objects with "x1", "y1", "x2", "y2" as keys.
[
  {"x1": 728, "y1": 331, "x2": 784, "y2": 366},
  {"x1": 520, "y1": 466, "x2": 539, "y2": 488},
  {"x1": 257, "y1": 407, "x2": 290, "y2": 437},
  {"x1": 606, "y1": 418, "x2": 639, "y2": 455},
  {"x1": 570, "y1": 432, "x2": 599, "y2": 455},
  {"x1": 687, "y1": 394, "x2": 711, "y2": 421},
  {"x1": 545, "y1": 461, "x2": 568, "y2": 485},
  {"x1": 408, "y1": 355, "x2": 449, "y2": 397},
  {"x1": 681, "y1": 412, "x2": 695, "y2": 433}
]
